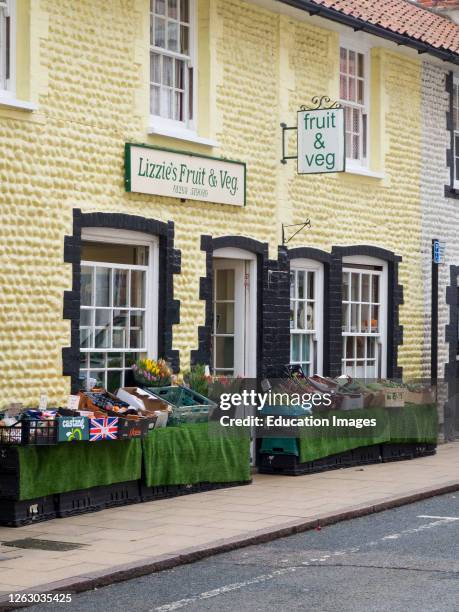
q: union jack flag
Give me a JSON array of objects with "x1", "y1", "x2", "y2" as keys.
[{"x1": 89, "y1": 417, "x2": 118, "y2": 442}]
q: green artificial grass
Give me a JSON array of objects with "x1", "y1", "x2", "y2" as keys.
[
  {"x1": 298, "y1": 408, "x2": 390, "y2": 463},
  {"x1": 263, "y1": 405, "x2": 438, "y2": 463},
  {"x1": 142, "y1": 422, "x2": 251, "y2": 486},
  {"x1": 387, "y1": 403, "x2": 438, "y2": 444},
  {"x1": 11, "y1": 405, "x2": 437, "y2": 502},
  {"x1": 17, "y1": 439, "x2": 142, "y2": 501}
]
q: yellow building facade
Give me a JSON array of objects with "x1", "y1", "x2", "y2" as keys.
[{"x1": 0, "y1": 0, "x2": 434, "y2": 407}]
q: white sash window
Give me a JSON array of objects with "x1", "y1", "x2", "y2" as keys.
[
  {"x1": 150, "y1": 0, "x2": 195, "y2": 128},
  {"x1": 341, "y1": 257, "x2": 387, "y2": 379},
  {"x1": 0, "y1": 0, "x2": 13, "y2": 93},
  {"x1": 340, "y1": 43, "x2": 368, "y2": 167},
  {"x1": 79, "y1": 229, "x2": 158, "y2": 392}
]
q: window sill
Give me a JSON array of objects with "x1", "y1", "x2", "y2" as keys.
[
  {"x1": 344, "y1": 165, "x2": 384, "y2": 179},
  {"x1": 0, "y1": 95, "x2": 38, "y2": 112},
  {"x1": 148, "y1": 124, "x2": 219, "y2": 148}
]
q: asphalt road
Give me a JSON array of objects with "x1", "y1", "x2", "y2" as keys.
[{"x1": 28, "y1": 493, "x2": 459, "y2": 612}]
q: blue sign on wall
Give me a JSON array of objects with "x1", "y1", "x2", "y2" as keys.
[{"x1": 433, "y1": 240, "x2": 446, "y2": 264}]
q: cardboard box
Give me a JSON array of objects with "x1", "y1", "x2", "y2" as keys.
[
  {"x1": 115, "y1": 388, "x2": 145, "y2": 411},
  {"x1": 89, "y1": 417, "x2": 119, "y2": 442},
  {"x1": 118, "y1": 387, "x2": 171, "y2": 414},
  {"x1": 404, "y1": 389, "x2": 435, "y2": 405},
  {"x1": 78, "y1": 390, "x2": 132, "y2": 414},
  {"x1": 338, "y1": 393, "x2": 364, "y2": 411},
  {"x1": 57, "y1": 416, "x2": 89, "y2": 442},
  {"x1": 381, "y1": 388, "x2": 406, "y2": 408},
  {"x1": 116, "y1": 417, "x2": 151, "y2": 439}
]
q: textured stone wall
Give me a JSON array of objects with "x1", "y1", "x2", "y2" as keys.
[
  {"x1": 420, "y1": 61, "x2": 456, "y2": 435},
  {"x1": 0, "y1": 0, "x2": 430, "y2": 406},
  {"x1": 420, "y1": 62, "x2": 451, "y2": 383}
]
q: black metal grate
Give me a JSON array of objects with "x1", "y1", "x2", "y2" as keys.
[{"x1": 3, "y1": 538, "x2": 84, "y2": 551}]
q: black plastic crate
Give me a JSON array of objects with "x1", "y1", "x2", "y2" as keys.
[
  {"x1": 413, "y1": 443, "x2": 437, "y2": 458},
  {"x1": 0, "y1": 420, "x2": 58, "y2": 446},
  {"x1": 0, "y1": 472, "x2": 20, "y2": 499},
  {"x1": 105, "y1": 480, "x2": 141, "y2": 508},
  {"x1": 0, "y1": 496, "x2": 56, "y2": 527},
  {"x1": 380, "y1": 443, "x2": 415, "y2": 462},
  {"x1": 350, "y1": 445, "x2": 381, "y2": 466},
  {"x1": 140, "y1": 480, "x2": 251, "y2": 502},
  {"x1": 140, "y1": 482, "x2": 196, "y2": 501},
  {"x1": 196, "y1": 481, "x2": 252, "y2": 492},
  {"x1": 0, "y1": 446, "x2": 20, "y2": 472},
  {"x1": 24, "y1": 420, "x2": 59, "y2": 445},
  {"x1": 56, "y1": 487, "x2": 104, "y2": 518},
  {"x1": 258, "y1": 450, "x2": 354, "y2": 475},
  {"x1": 56, "y1": 480, "x2": 140, "y2": 517}
]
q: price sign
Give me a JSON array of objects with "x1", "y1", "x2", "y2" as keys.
[{"x1": 67, "y1": 395, "x2": 81, "y2": 411}]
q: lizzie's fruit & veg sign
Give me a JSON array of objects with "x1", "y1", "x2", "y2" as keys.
[{"x1": 125, "y1": 144, "x2": 246, "y2": 206}]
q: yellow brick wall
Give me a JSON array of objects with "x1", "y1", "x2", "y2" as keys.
[{"x1": 0, "y1": 0, "x2": 424, "y2": 407}]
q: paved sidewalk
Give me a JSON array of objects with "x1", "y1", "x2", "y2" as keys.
[{"x1": 0, "y1": 442, "x2": 458, "y2": 602}]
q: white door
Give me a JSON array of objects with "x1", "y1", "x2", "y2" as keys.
[
  {"x1": 212, "y1": 258, "x2": 244, "y2": 376},
  {"x1": 213, "y1": 252, "x2": 257, "y2": 466},
  {"x1": 212, "y1": 256, "x2": 256, "y2": 377}
]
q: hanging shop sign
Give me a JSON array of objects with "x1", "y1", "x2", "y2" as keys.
[
  {"x1": 297, "y1": 107, "x2": 345, "y2": 174},
  {"x1": 125, "y1": 143, "x2": 246, "y2": 207},
  {"x1": 281, "y1": 96, "x2": 345, "y2": 174}
]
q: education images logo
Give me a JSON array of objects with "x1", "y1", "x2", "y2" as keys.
[{"x1": 218, "y1": 390, "x2": 378, "y2": 430}]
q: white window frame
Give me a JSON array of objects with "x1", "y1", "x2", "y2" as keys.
[
  {"x1": 341, "y1": 255, "x2": 387, "y2": 379},
  {"x1": 339, "y1": 35, "x2": 370, "y2": 171},
  {"x1": 0, "y1": 0, "x2": 15, "y2": 96},
  {"x1": 452, "y1": 75, "x2": 459, "y2": 190},
  {"x1": 149, "y1": 0, "x2": 197, "y2": 134},
  {"x1": 79, "y1": 228, "x2": 159, "y2": 389},
  {"x1": 290, "y1": 258, "x2": 324, "y2": 376}
]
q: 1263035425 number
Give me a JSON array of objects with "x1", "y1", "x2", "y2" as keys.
[{"x1": 9, "y1": 593, "x2": 72, "y2": 604}]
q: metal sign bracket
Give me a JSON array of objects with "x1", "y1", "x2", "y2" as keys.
[
  {"x1": 281, "y1": 96, "x2": 342, "y2": 166},
  {"x1": 282, "y1": 220, "x2": 311, "y2": 245},
  {"x1": 280, "y1": 123, "x2": 297, "y2": 165}
]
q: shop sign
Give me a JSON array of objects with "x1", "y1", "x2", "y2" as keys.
[
  {"x1": 297, "y1": 108, "x2": 345, "y2": 174},
  {"x1": 67, "y1": 395, "x2": 80, "y2": 411},
  {"x1": 57, "y1": 416, "x2": 89, "y2": 442},
  {"x1": 125, "y1": 144, "x2": 246, "y2": 207}
]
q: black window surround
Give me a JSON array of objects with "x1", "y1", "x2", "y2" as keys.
[
  {"x1": 445, "y1": 265, "x2": 459, "y2": 382},
  {"x1": 192, "y1": 239, "x2": 402, "y2": 381},
  {"x1": 329, "y1": 245, "x2": 403, "y2": 379},
  {"x1": 63, "y1": 209, "x2": 181, "y2": 393},
  {"x1": 444, "y1": 265, "x2": 459, "y2": 440},
  {"x1": 191, "y1": 235, "x2": 291, "y2": 379},
  {"x1": 63, "y1": 218, "x2": 403, "y2": 390},
  {"x1": 445, "y1": 71, "x2": 459, "y2": 200}
]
